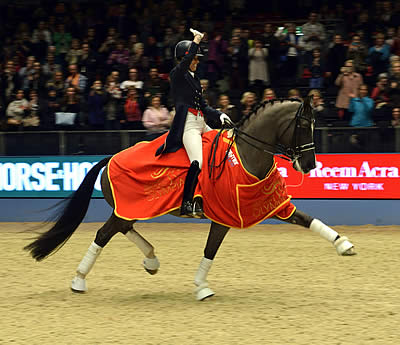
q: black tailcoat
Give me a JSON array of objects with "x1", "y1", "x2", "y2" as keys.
[{"x1": 155, "y1": 42, "x2": 221, "y2": 156}]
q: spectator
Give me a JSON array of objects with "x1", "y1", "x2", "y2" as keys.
[
  {"x1": 41, "y1": 88, "x2": 61, "y2": 130},
  {"x1": 162, "y1": 27, "x2": 178, "y2": 73},
  {"x1": 371, "y1": 73, "x2": 390, "y2": 109},
  {"x1": 275, "y1": 23, "x2": 303, "y2": 84},
  {"x1": 206, "y1": 32, "x2": 228, "y2": 87},
  {"x1": 227, "y1": 35, "x2": 248, "y2": 93},
  {"x1": 335, "y1": 60, "x2": 363, "y2": 121},
  {"x1": 53, "y1": 23, "x2": 72, "y2": 65},
  {"x1": 239, "y1": 91, "x2": 257, "y2": 117},
  {"x1": 23, "y1": 89, "x2": 41, "y2": 130},
  {"x1": 308, "y1": 89, "x2": 327, "y2": 126},
  {"x1": 123, "y1": 87, "x2": 144, "y2": 129},
  {"x1": 248, "y1": 39, "x2": 269, "y2": 94},
  {"x1": 262, "y1": 88, "x2": 276, "y2": 101},
  {"x1": 309, "y1": 48, "x2": 324, "y2": 89},
  {"x1": 23, "y1": 61, "x2": 48, "y2": 98},
  {"x1": 301, "y1": 12, "x2": 326, "y2": 65},
  {"x1": 142, "y1": 95, "x2": 171, "y2": 140},
  {"x1": 79, "y1": 43, "x2": 98, "y2": 86},
  {"x1": 107, "y1": 39, "x2": 130, "y2": 75},
  {"x1": 200, "y1": 79, "x2": 218, "y2": 108},
  {"x1": 32, "y1": 21, "x2": 52, "y2": 45},
  {"x1": 391, "y1": 26, "x2": 400, "y2": 56},
  {"x1": 104, "y1": 75, "x2": 123, "y2": 129},
  {"x1": 46, "y1": 71, "x2": 65, "y2": 99},
  {"x1": 120, "y1": 68, "x2": 144, "y2": 95},
  {"x1": 57, "y1": 87, "x2": 80, "y2": 129},
  {"x1": 346, "y1": 34, "x2": 368, "y2": 76},
  {"x1": 391, "y1": 107, "x2": 400, "y2": 127},
  {"x1": 42, "y1": 52, "x2": 62, "y2": 77},
  {"x1": 143, "y1": 67, "x2": 169, "y2": 105},
  {"x1": 216, "y1": 94, "x2": 240, "y2": 123},
  {"x1": 65, "y1": 64, "x2": 88, "y2": 95},
  {"x1": 325, "y1": 34, "x2": 348, "y2": 87},
  {"x1": 288, "y1": 88, "x2": 302, "y2": 100},
  {"x1": 368, "y1": 33, "x2": 391, "y2": 83},
  {"x1": 261, "y1": 23, "x2": 280, "y2": 84},
  {"x1": 348, "y1": 84, "x2": 374, "y2": 127},
  {"x1": 87, "y1": 80, "x2": 107, "y2": 129},
  {"x1": 18, "y1": 56, "x2": 36, "y2": 82},
  {"x1": 65, "y1": 38, "x2": 82, "y2": 66},
  {"x1": 1, "y1": 61, "x2": 20, "y2": 104},
  {"x1": 6, "y1": 89, "x2": 28, "y2": 130}
]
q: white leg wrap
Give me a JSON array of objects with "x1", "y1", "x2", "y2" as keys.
[
  {"x1": 194, "y1": 257, "x2": 213, "y2": 286},
  {"x1": 76, "y1": 241, "x2": 102, "y2": 277},
  {"x1": 310, "y1": 219, "x2": 338, "y2": 243},
  {"x1": 125, "y1": 230, "x2": 154, "y2": 258},
  {"x1": 143, "y1": 257, "x2": 160, "y2": 270}
]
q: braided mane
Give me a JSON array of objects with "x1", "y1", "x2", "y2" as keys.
[{"x1": 236, "y1": 98, "x2": 302, "y2": 128}]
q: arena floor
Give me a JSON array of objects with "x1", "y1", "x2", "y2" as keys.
[{"x1": 1, "y1": 222, "x2": 400, "y2": 345}]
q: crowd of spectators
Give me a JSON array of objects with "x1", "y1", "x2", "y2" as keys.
[{"x1": 1, "y1": 0, "x2": 400, "y2": 136}]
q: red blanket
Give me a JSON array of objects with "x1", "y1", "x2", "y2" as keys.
[{"x1": 108, "y1": 130, "x2": 295, "y2": 228}]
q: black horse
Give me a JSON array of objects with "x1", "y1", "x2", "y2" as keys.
[{"x1": 25, "y1": 98, "x2": 356, "y2": 301}]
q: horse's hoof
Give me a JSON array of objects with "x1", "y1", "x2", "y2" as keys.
[
  {"x1": 143, "y1": 256, "x2": 160, "y2": 275},
  {"x1": 144, "y1": 268, "x2": 158, "y2": 275},
  {"x1": 196, "y1": 287, "x2": 215, "y2": 301},
  {"x1": 71, "y1": 276, "x2": 88, "y2": 293},
  {"x1": 195, "y1": 282, "x2": 215, "y2": 301},
  {"x1": 334, "y1": 236, "x2": 357, "y2": 256}
]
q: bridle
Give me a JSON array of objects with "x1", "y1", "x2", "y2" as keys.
[
  {"x1": 227, "y1": 101, "x2": 315, "y2": 162},
  {"x1": 208, "y1": 100, "x2": 315, "y2": 179}
]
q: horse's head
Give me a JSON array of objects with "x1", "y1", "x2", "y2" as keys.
[{"x1": 289, "y1": 96, "x2": 316, "y2": 174}]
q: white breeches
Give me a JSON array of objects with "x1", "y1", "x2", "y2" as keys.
[{"x1": 182, "y1": 112, "x2": 212, "y2": 168}]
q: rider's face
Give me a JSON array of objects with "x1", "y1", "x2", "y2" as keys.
[{"x1": 189, "y1": 56, "x2": 199, "y2": 72}]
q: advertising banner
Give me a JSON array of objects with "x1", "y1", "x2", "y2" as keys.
[
  {"x1": 276, "y1": 154, "x2": 400, "y2": 199},
  {"x1": 0, "y1": 154, "x2": 399, "y2": 199},
  {"x1": 0, "y1": 156, "x2": 106, "y2": 197}
]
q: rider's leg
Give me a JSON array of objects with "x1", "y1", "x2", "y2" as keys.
[{"x1": 181, "y1": 113, "x2": 204, "y2": 216}]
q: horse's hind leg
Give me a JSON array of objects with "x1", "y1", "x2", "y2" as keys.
[
  {"x1": 281, "y1": 209, "x2": 356, "y2": 256},
  {"x1": 194, "y1": 221, "x2": 230, "y2": 301},
  {"x1": 100, "y1": 165, "x2": 159, "y2": 273},
  {"x1": 125, "y1": 227, "x2": 160, "y2": 275},
  {"x1": 71, "y1": 214, "x2": 134, "y2": 293}
]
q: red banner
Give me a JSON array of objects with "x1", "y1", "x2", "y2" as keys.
[{"x1": 276, "y1": 154, "x2": 400, "y2": 199}]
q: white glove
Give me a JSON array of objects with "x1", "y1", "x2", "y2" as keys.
[
  {"x1": 220, "y1": 113, "x2": 231, "y2": 125},
  {"x1": 190, "y1": 28, "x2": 204, "y2": 39}
]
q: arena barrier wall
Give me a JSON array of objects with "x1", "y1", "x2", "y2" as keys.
[{"x1": 0, "y1": 154, "x2": 399, "y2": 225}]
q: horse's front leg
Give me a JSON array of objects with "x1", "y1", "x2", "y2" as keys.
[
  {"x1": 280, "y1": 209, "x2": 356, "y2": 256},
  {"x1": 194, "y1": 221, "x2": 230, "y2": 301}
]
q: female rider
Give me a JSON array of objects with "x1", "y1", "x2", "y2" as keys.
[{"x1": 156, "y1": 28, "x2": 230, "y2": 217}]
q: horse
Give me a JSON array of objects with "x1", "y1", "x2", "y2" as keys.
[{"x1": 24, "y1": 98, "x2": 356, "y2": 301}]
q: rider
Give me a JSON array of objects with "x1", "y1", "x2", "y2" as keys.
[{"x1": 155, "y1": 28, "x2": 231, "y2": 217}]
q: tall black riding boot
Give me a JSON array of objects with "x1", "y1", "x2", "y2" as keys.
[{"x1": 180, "y1": 160, "x2": 203, "y2": 217}]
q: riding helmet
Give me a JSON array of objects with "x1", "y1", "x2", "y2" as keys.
[{"x1": 174, "y1": 40, "x2": 204, "y2": 59}]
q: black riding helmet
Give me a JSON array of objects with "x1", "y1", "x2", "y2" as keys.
[{"x1": 174, "y1": 40, "x2": 204, "y2": 59}]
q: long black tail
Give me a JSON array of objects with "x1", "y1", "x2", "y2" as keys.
[{"x1": 24, "y1": 156, "x2": 112, "y2": 261}]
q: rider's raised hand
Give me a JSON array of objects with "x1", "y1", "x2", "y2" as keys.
[{"x1": 190, "y1": 28, "x2": 204, "y2": 41}]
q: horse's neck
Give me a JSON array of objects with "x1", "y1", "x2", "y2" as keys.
[{"x1": 236, "y1": 111, "x2": 276, "y2": 180}]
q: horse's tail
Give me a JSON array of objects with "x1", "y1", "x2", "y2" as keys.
[{"x1": 24, "y1": 156, "x2": 112, "y2": 261}]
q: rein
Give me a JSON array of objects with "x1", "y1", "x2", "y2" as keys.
[{"x1": 208, "y1": 99, "x2": 315, "y2": 179}]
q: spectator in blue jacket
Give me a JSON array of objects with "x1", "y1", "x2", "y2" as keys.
[{"x1": 349, "y1": 84, "x2": 374, "y2": 127}]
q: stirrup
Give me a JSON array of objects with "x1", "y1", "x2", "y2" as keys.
[
  {"x1": 180, "y1": 200, "x2": 194, "y2": 217},
  {"x1": 192, "y1": 199, "x2": 204, "y2": 218}
]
